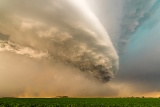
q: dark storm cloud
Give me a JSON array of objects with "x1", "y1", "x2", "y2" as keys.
[
  {"x1": 0, "y1": 0, "x2": 118, "y2": 82},
  {"x1": 0, "y1": 0, "x2": 119, "y2": 97},
  {"x1": 1, "y1": 0, "x2": 159, "y2": 98}
]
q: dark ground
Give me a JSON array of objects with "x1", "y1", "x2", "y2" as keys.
[{"x1": 0, "y1": 98, "x2": 160, "y2": 107}]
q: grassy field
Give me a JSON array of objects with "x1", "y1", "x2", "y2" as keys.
[{"x1": 0, "y1": 98, "x2": 160, "y2": 107}]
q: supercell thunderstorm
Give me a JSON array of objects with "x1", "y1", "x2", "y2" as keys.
[
  {"x1": 0, "y1": 0, "x2": 118, "y2": 82},
  {"x1": 1, "y1": 0, "x2": 159, "y2": 98},
  {"x1": 0, "y1": 0, "x2": 119, "y2": 97}
]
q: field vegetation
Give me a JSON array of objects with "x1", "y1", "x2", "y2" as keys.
[{"x1": 0, "y1": 98, "x2": 160, "y2": 107}]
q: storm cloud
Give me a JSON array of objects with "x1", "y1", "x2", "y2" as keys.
[
  {"x1": 1, "y1": 0, "x2": 160, "y2": 98},
  {"x1": 0, "y1": 0, "x2": 118, "y2": 97}
]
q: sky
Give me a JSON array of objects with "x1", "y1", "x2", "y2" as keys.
[{"x1": 0, "y1": 0, "x2": 160, "y2": 97}]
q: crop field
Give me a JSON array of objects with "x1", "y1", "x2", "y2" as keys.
[{"x1": 0, "y1": 98, "x2": 160, "y2": 107}]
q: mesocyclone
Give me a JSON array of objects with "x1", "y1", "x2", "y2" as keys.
[{"x1": 0, "y1": 0, "x2": 118, "y2": 83}]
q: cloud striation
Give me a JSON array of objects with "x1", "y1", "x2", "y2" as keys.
[{"x1": 0, "y1": 0, "x2": 118, "y2": 97}]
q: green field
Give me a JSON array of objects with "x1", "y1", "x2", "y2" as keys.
[{"x1": 0, "y1": 98, "x2": 160, "y2": 107}]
